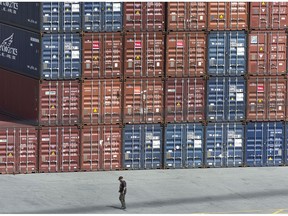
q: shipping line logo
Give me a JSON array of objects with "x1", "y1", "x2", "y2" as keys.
[
  {"x1": 0, "y1": 2, "x2": 18, "y2": 14},
  {"x1": 0, "y1": 34, "x2": 18, "y2": 60}
]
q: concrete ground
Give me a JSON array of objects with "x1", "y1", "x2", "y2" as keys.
[{"x1": 1, "y1": 167, "x2": 288, "y2": 214}]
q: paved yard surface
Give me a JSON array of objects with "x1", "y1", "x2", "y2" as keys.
[{"x1": 1, "y1": 167, "x2": 288, "y2": 214}]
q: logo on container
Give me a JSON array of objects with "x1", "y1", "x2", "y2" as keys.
[
  {"x1": 0, "y1": 34, "x2": 18, "y2": 59},
  {"x1": 0, "y1": 2, "x2": 18, "y2": 14}
]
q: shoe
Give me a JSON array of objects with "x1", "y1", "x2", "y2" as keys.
[{"x1": 121, "y1": 207, "x2": 126, "y2": 209}]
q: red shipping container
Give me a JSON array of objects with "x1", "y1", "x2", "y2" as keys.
[
  {"x1": 82, "y1": 33, "x2": 123, "y2": 79},
  {"x1": 165, "y1": 78, "x2": 205, "y2": 123},
  {"x1": 0, "y1": 68, "x2": 80, "y2": 126},
  {"x1": 124, "y1": 32, "x2": 164, "y2": 78},
  {"x1": 167, "y1": 2, "x2": 207, "y2": 31},
  {"x1": 123, "y1": 2, "x2": 165, "y2": 31},
  {"x1": 247, "y1": 77, "x2": 287, "y2": 121},
  {"x1": 124, "y1": 78, "x2": 163, "y2": 124},
  {"x1": 250, "y1": 2, "x2": 288, "y2": 30},
  {"x1": 166, "y1": 32, "x2": 206, "y2": 77},
  {"x1": 81, "y1": 125, "x2": 122, "y2": 171},
  {"x1": 39, "y1": 126, "x2": 80, "y2": 173},
  {"x1": 82, "y1": 80, "x2": 122, "y2": 125},
  {"x1": 248, "y1": 31, "x2": 287, "y2": 76},
  {"x1": 208, "y1": 2, "x2": 248, "y2": 30}
]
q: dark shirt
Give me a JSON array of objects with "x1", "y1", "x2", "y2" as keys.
[{"x1": 119, "y1": 180, "x2": 127, "y2": 194}]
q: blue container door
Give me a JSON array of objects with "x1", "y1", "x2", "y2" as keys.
[
  {"x1": 83, "y1": 3, "x2": 102, "y2": 32},
  {"x1": 165, "y1": 124, "x2": 185, "y2": 168},
  {"x1": 123, "y1": 125, "x2": 142, "y2": 169},
  {"x1": 42, "y1": 3, "x2": 61, "y2": 32},
  {"x1": 62, "y1": 34, "x2": 81, "y2": 79},
  {"x1": 63, "y1": 3, "x2": 81, "y2": 32},
  {"x1": 102, "y1": 3, "x2": 123, "y2": 32},
  {"x1": 186, "y1": 123, "x2": 204, "y2": 168},
  {"x1": 143, "y1": 125, "x2": 162, "y2": 169},
  {"x1": 42, "y1": 34, "x2": 61, "y2": 79}
]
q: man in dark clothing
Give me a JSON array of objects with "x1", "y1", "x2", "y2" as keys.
[{"x1": 118, "y1": 176, "x2": 127, "y2": 209}]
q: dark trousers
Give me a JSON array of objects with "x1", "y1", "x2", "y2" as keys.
[{"x1": 119, "y1": 193, "x2": 126, "y2": 208}]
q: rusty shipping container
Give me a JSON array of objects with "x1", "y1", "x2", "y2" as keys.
[
  {"x1": 165, "y1": 78, "x2": 205, "y2": 123},
  {"x1": 166, "y1": 32, "x2": 206, "y2": 77},
  {"x1": 82, "y1": 80, "x2": 122, "y2": 125},
  {"x1": 248, "y1": 31, "x2": 287, "y2": 76},
  {"x1": 39, "y1": 126, "x2": 80, "y2": 173},
  {"x1": 167, "y1": 2, "x2": 207, "y2": 31},
  {"x1": 0, "y1": 114, "x2": 38, "y2": 174},
  {"x1": 0, "y1": 68, "x2": 80, "y2": 126},
  {"x1": 82, "y1": 33, "x2": 123, "y2": 79},
  {"x1": 247, "y1": 77, "x2": 287, "y2": 121},
  {"x1": 123, "y1": 2, "x2": 165, "y2": 32},
  {"x1": 124, "y1": 78, "x2": 163, "y2": 124},
  {"x1": 250, "y1": 2, "x2": 288, "y2": 30},
  {"x1": 207, "y1": 2, "x2": 248, "y2": 30},
  {"x1": 124, "y1": 32, "x2": 164, "y2": 78},
  {"x1": 81, "y1": 125, "x2": 121, "y2": 171}
]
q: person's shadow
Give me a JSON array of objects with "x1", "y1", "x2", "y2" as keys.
[{"x1": 107, "y1": 205, "x2": 125, "y2": 210}]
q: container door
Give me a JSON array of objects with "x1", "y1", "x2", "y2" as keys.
[
  {"x1": 188, "y1": 3, "x2": 207, "y2": 30},
  {"x1": 250, "y1": 2, "x2": 269, "y2": 30},
  {"x1": 102, "y1": 2, "x2": 123, "y2": 32},
  {"x1": 271, "y1": 3, "x2": 288, "y2": 29},
  {"x1": 42, "y1": 2, "x2": 61, "y2": 32},
  {"x1": 208, "y1": 2, "x2": 227, "y2": 30},
  {"x1": 229, "y1": 3, "x2": 248, "y2": 30},
  {"x1": 83, "y1": 2, "x2": 101, "y2": 32},
  {"x1": 146, "y1": 2, "x2": 165, "y2": 31},
  {"x1": 123, "y1": 3, "x2": 144, "y2": 31},
  {"x1": 63, "y1": 3, "x2": 81, "y2": 32},
  {"x1": 167, "y1": 3, "x2": 186, "y2": 31}
]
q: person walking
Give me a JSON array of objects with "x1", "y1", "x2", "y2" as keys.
[{"x1": 118, "y1": 176, "x2": 127, "y2": 209}]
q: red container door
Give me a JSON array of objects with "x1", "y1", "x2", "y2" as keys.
[
  {"x1": 250, "y1": 2, "x2": 270, "y2": 30},
  {"x1": 124, "y1": 3, "x2": 144, "y2": 31},
  {"x1": 146, "y1": 2, "x2": 165, "y2": 31},
  {"x1": 229, "y1": 2, "x2": 248, "y2": 30},
  {"x1": 208, "y1": 2, "x2": 227, "y2": 30},
  {"x1": 271, "y1": 3, "x2": 288, "y2": 29}
]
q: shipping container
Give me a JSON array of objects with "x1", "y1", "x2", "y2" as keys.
[
  {"x1": 123, "y1": 124, "x2": 162, "y2": 169},
  {"x1": 167, "y1": 2, "x2": 207, "y2": 31},
  {"x1": 207, "y1": 2, "x2": 248, "y2": 30},
  {"x1": 207, "y1": 77, "x2": 246, "y2": 121},
  {"x1": 165, "y1": 78, "x2": 205, "y2": 123},
  {"x1": 83, "y1": 2, "x2": 123, "y2": 32},
  {"x1": 0, "y1": 114, "x2": 38, "y2": 174},
  {"x1": 0, "y1": 68, "x2": 80, "y2": 126},
  {"x1": 81, "y1": 125, "x2": 121, "y2": 171},
  {"x1": 164, "y1": 123, "x2": 204, "y2": 169},
  {"x1": 82, "y1": 80, "x2": 122, "y2": 125},
  {"x1": 82, "y1": 33, "x2": 122, "y2": 79},
  {"x1": 246, "y1": 122, "x2": 284, "y2": 166},
  {"x1": 166, "y1": 32, "x2": 206, "y2": 77},
  {"x1": 0, "y1": 23, "x2": 81, "y2": 79},
  {"x1": 248, "y1": 31, "x2": 287, "y2": 76},
  {"x1": 0, "y1": 2, "x2": 81, "y2": 33},
  {"x1": 250, "y1": 2, "x2": 288, "y2": 30},
  {"x1": 124, "y1": 32, "x2": 164, "y2": 78},
  {"x1": 206, "y1": 123, "x2": 244, "y2": 167},
  {"x1": 39, "y1": 126, "x2": 80, "y2": 173},
  {"x1": 123, "y1": 2, "x2": 165, "y2": 32},
  {"x1": 208, "y1": 31, "x2": 246, "y2": 76},
  {"x1": 124, "y1": 79, "x2": 163, "y2": 124},
  {"x1": 247, "y1": 77, "x2": 287, "y2": 121}
]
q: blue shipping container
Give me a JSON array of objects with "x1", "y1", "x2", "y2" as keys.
[
  {"x1": 0, "y1": 23, "x2": 81, "y2": 79},
  {"x1": 0, "y1": 2, "x2": 81, "y2": 33},
  {"x1": 83, "y1": 2, "x2": 123, "y2": 32},
  {"x1": 207, "y1": 77, "x2": 245, "y2": 121},
  {"x1": 165, "y1": 123, "x2": 204, "y2": 169},
  {"x1": 208, "y1": 31, "x2": 246, "y2": 76},
  {"x1": 206, "y1": 123, "x2": 244, "y2": 167},
  {"x1": 123, "y1": 124, "x2": 162, "y2": 169},
  {"x1": 246, "y1": 122, "x2": 285, "y2": 167}
]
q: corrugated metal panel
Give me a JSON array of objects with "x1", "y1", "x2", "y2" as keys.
[
  {"x1": 246, "y1": 122, "x2": 284, "y2": 166},
  {"x1": 82, "y1": 33, "x2": 122, "y2": 79},
  {"x1": 83, "y1": 2, "x2": 123, "y2": 32},
  {"x1": 248, "y1": 31, "x2": 287, "y2": 75},
  {"x1": 250, "y1": 2, "x2": 288, "y2": 30},
  {"x1": 165, "y1": 78, "x2": 205, "y2": 123},
  {"x1": 62, "y1": 3, "x2": 81, "y2": 32},
  {"x1": 167, "y1": 2, "x2": 206, "y2": 31},
  {"x1": 208, "y1": 2, "x2": 248, "y2": 30},
  {"x1": 123, "y1": 2, "x2": 165, "y2": 32},
  {"x1": 123, "y1": 124, "x2": 162, "y2": 169},
  {"x1": 166, "y1": 32, "x2": 206, "y2": 77},
  {"x1": 82, "y1": 80, "x2": 122, "y2": 125},
  {"x1": 124, "y1": 32, "x2": 164, "y2": 78},
  {"x1": 124, "y1": 79, "x2": 163, "y2": 124},
  {"x1": 208, "y1": 31, "x2": 247, "y2": 76},
  {"x1": 206, "y1": 123, "x2": 244, "y2": 167},
  {"x1": 81, "y1": 125, "x2": 121, "y2": 171},
  {"x1": 39, "y1": 126, "x2": 80, "y2": 173},
  {"x1": 207, "y1": 77, "x2": 246, "y2": 121},
  {"x1": 165, "y1": 123, "x2": 204, "y2": 169}
]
